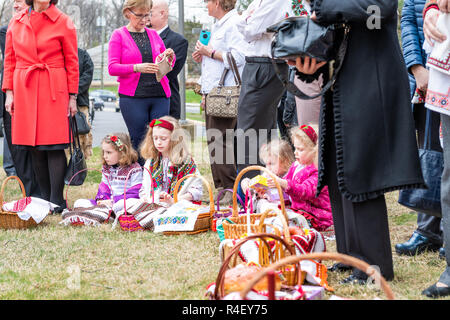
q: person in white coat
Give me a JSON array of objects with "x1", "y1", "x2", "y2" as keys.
[{"x1": 193, "y1": 0, "x2": 249, "y2": 205}]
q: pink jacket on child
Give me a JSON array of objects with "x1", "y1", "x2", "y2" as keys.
[
  {"x1": 285, "y1": 162, "x2": 333, "y2": 231},
  {"x1": 108, "y1": 26, "x2": 175, "y2": 97}
]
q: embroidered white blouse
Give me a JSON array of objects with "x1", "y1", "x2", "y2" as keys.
[
  {"x1": 198, "y1": 9, "x2": 248, "y2": 94},
  {"x1": 139, "y1": 158, "x2": 203, "y2": 204}
]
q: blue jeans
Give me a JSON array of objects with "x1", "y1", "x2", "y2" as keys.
[{"x1": 119, "y1": 96, "x2": 170, "y2": 159}]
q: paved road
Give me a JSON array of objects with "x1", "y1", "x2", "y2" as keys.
[
  {"x1": 0, "y1": 102, "x2": 205, "y2": 157},
  {"x1": 91, "y1": 103, "x2": 128, "y2": 147}
]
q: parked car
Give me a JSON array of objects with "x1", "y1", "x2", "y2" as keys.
[
  {"x1": 90, "y1": 96, "x2": 104, "y2": 111},
  {"x1": 90, "y1": 89, "x2": 117, "y2": 102},
  {"x1": 116, "y1": 98, "x2": 120, "y2": 113}
]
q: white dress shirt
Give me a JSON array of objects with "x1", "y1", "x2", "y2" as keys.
[
  {"x1": 198, "y1": 9, "x2": 249, "y2": 94},
  {"x1": 236, "y1": 0, "x2": 292, "y2": 58},
  {"x1": 157, "y1": 24, "x2": 169, "y2": 35}
]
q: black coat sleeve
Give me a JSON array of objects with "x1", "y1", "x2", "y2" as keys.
[
  {"x1": 170, "y1": 36, "x2": 188, "y2": 77},
  {"x1": 312, "y1": 0, "x2": 397, "y2": 24},
  {"x1": 78, "y1": 50, "x2": 94, "y2": 95},
  {"x1": 0, "y1": 25, "x2": 7, "y2": 60}
]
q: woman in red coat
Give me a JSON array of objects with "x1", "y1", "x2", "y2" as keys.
[{"x1": 2, "y1": 0, "x2": 79, "y2": 212}]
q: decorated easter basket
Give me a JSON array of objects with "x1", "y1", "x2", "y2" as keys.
[
  {"x1": 222, "y1": 165, "x2": 288, "y2": 240},
  {"x1": 0, "y1": 176, "x2": 39, "y2": 230},
  {"x1": 118, "y1": 166, "x2": 158, "y2": 232},
  {"x1": 163, "y1": 174, "x2": 215, "y2": 235},
  {"x1": 238, "y1": 252, "x2": 395, "y2": 300},
  {"x1": 212, "y1": 233, "x2": 304, "y2": 300}
]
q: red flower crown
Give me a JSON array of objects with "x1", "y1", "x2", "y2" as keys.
[{"x1": 107, "y1": 135, "x2": 124, "y2": 151}]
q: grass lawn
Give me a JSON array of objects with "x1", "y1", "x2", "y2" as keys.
[{"x1": 0, "y1": 138, "x2": 447, "y2": 300}]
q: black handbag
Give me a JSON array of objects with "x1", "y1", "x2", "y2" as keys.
[
  {"x1": 74, "y1": 109, "x2": 90, "y2": 135},
  {"x1": 398, "y1": 110, "x2": 443, "y2": 218},
  {"x1": 267, "y1": 16, "x2": 350, "y2": 100},
  {"x1": 64, "y1": 116, "x2": 87, "y2": 186}
]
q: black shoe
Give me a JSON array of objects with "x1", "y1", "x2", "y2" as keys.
[
  {"x1": 395, "y1": 232, "x2": 441, "y2": 256},
  {"x1": 52, "y1": 202, "x2": 67, "y2": 215},
  {"x1": 340, "y1": 274, "x2": 368, "y2": 285},
  {"x1": 422, "y1": 283, "x2": 450, "y2": 298},
  {"x1": 328, "y1": 262, "x2": 352, "y2": 273},
  {"x1": 439, "y1": 247, "x2": 446, "y2": 260}
]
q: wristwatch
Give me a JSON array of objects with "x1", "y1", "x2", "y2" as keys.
[{"x1": 69, "y1": 93, "x2": 78, "y2": 99}]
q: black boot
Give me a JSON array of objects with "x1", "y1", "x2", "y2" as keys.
[
  {"x1": 395, "y1": 232, "x2": 441, "y2": 256},
  {"x1": 422, "y1": 283, "x2": 450, "y2": 298}
]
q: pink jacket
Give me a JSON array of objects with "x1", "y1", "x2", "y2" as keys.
[
  {"x1": 108, "y1": 26, "x2": 175, "y2": 97},
  {"x1": 285, "y1": 162, "x2": 333, "y2": 231}
]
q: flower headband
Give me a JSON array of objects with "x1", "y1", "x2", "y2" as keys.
[
  {"x1": 150, "y1": 118, "x2": 174, "y2": 131},
  {"x1": 107, "y1": 135, "x2": 124, "y2": 151},
  {"x1": 300, "y1": 125, "x2": 318, "y2": 145}
]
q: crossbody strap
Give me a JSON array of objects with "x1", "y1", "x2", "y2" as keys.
[{"x1": 272, "y1": 25, "x2": 350, "y2": 100}]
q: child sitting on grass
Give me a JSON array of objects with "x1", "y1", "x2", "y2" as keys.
[
  {"x1": 241, "y1": 139, "x2": 295, "y2": 211},
  {"x1": 268, "y1": 125, "x2": 333, "y2": 232},
  {"x1": 74, "y1": 133, "x2": 143, "y2": 211},
  {"x1": 139, "y1": 116, "x2": 203, "y2": 206}
]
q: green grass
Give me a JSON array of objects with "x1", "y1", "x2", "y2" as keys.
[
  {"x1": 186, "y1": 90, "x2": 202, "y2": 104},
  {"x1": 186, "y1": 112, "x2": 204, "y2": 123},
  {"x1": 0, "y1": 140, "x2": 448, "y2": 300}
]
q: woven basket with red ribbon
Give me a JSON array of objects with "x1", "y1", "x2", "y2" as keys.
[{"x1": 117, "y1": 166, "x2": 155, "y2": 232}]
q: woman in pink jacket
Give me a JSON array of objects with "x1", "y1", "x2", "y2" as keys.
[{"x1": 108, "y1": 0, "x2": 175, "y2": 163}]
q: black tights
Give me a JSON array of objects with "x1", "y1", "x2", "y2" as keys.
[{"x1": 30, "y1": 149, "x2": 67, "y2": 207}]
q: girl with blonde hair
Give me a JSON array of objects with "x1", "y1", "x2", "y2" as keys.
[{"x1": 139, "y1": 116, "x2": 203, "y2": 205}]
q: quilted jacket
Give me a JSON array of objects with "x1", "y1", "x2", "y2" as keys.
[{"x1": 400, "y1": 0, "x2": 427, "y2": 95}]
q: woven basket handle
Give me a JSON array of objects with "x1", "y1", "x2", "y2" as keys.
[
  {"x1": 239, "y1": 252, "x2": 395, "y2": 300},
  {"x1": 0, "y1": 176, "x2": 26, "y2": 208},
  {"x1": 257, "y1": 207, "x2": 291, "y2": 244},
  {"x1": 123, "y1": 166, "x2": 152, "y2": 216},
  {"x1": 232, "y1": 166, "x2": 288, "y2": 223},
  {"x1": 173, "y1": 174, "x2": 214, "y2": 218},
  {"x1": 213, "y1": 232, "x2": 295, "y2": 300},
  {"x1": 65, "y1": 168, "x2": 112, "y2": 211}
]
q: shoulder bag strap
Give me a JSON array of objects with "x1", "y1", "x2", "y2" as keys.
[
  {"x1": 272, "y1": 25, "x2": 350, "y2": 100},
  {"x1": 226, "y1": 52, "x2": 242, "y2": 86},
  {"x1": 70, "y1": 115, "x2": 82, "y2": 150},
  {"x1": 218, "y1": 66, "x2": 229, "y2": 88},
  {"x1": 68, "y1": 116, "x2": 74, "y2": 156}
]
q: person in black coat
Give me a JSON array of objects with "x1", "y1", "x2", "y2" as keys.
[
  {"x1": 292, "y1": 0, "x2": 425, "y2": 283},
  {"x1": 148, "y1": 0, "x2": 188, "y2": 120},
  {"x1": 0, "y1": 0, "x2": 40, "y2": 197},
  {"x1": 76, "y1": 47, "x2": 94, "y2": 159}
]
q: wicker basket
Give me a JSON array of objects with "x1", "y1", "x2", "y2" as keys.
[
  {"x1": 213, "y1": 233, "x2": 303, "y2": 300},
  {"x1": 0, "y1": 176, "x2": 39, "y2": 230},
  {"x1": 239, "y1": 252, "x2": 396, "y2": 300},
  {"x1": 222, "y1": 165, "x2": 289, "y2": 239},
  {"x1": 163, "y1": 174, "x2": 215, "y2": 235}
]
